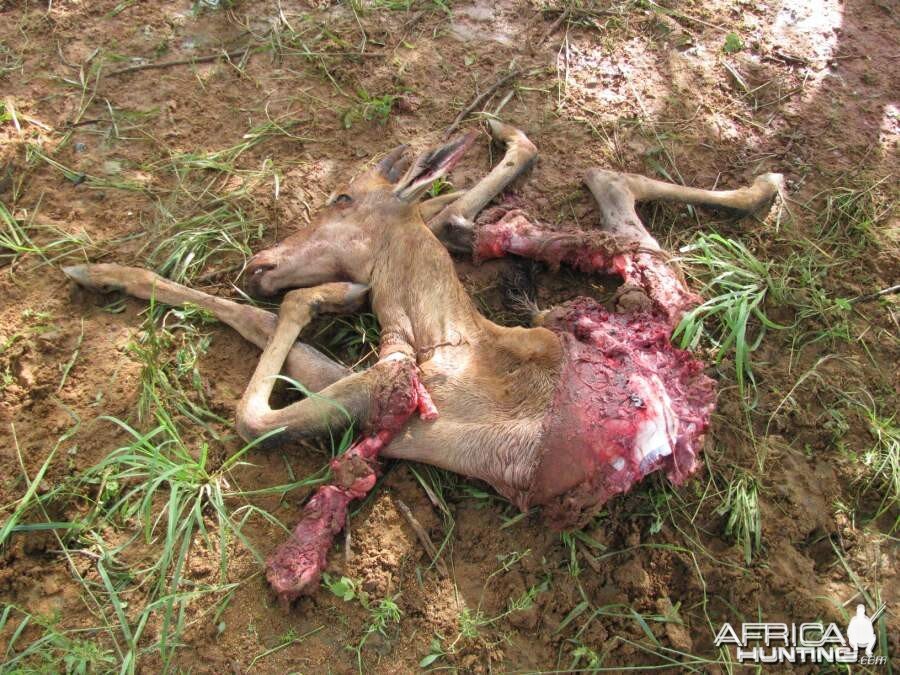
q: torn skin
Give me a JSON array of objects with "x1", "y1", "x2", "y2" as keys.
[
  {"x1": 265, "y1": 359, "x2": 437, "y2": 605},
  {"x1": 473, "y1": 208, "x2": 715, "y2": 529},
  {"x1": 531, "y1": 300, "x2": 716, "y2": 529}
]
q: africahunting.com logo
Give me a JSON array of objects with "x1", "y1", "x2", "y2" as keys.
[{"x1": 714, "y1": 603, "x2": 887, "y2": 665}]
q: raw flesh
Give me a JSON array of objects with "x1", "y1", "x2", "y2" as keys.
[
  {"x1": 265, "y1": 358, "x2": 437, "y2": 604},
  {"x1": 474, "y1": 209, "x2": 716, "y2": 529},
  {"x1": 529, "y1": 299, "x2": 716, "y2": 529},
  {"x1": 474, "y1": 208, "x2": 703, "y2": 326}
]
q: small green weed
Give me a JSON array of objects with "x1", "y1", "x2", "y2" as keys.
[
  {"x1": 319, "y1": 312, "x2": 381, "y2": 366},
  {"x1": 423, "y1": 551, "x2": 542, "y2": 666},
  {"x1": 426, "y1": 176, "x2": 453, "y2": 198},
  {"x1": 0, "y1": 606, "x2": 116, "y2": 674},
  {"x1": 723, "y1": 32, "x2": 743, "y2": 54},
  {"x1": 323, "y1": 573, "x2": 403, "y2": 671},
  {"x1": 341, "y1": 89, "x2": 397, "y2": 129}
]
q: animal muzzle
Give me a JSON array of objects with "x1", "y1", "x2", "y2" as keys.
[{"x1": 244, "y1": 251, "x2": 280, "y2": 297}]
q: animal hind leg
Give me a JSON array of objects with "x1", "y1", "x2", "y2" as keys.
[
  {"x1": 63, "y1": 263, "x2": 353, "y2": 392},
  {"x1": 582, "y1": 169, "x2": 783, "y2": 250},
  {"x1": 582, "y1": 169, "x2": 783, "y2": 324},
  {"x1": 472, "y1": 170, "x2": 783, "y2": 324},
  {"x1": 470, "y1": 205, "x2": 696, "y2": 324},
  {"x1": 584, "y1": 168, "x2": 783, "y2": 227}
]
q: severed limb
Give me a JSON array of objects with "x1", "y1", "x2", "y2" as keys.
[
  {"x1": 470, "y1": 170, "x2": 782, "y2": 326},
  {"x1": 239, "y1": 286, "x2": 438, "y2": 603}
]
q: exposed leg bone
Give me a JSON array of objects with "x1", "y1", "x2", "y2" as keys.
[
  {"x1": 63, "y1": 263, "x2": 352, "y2": 392},
  {"x1": 428, "y1": 120, "x2": 537, "y2": 250}
]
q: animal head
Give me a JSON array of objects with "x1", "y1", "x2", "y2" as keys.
[{"x1": 244, "y1": 132, "x2": 476, "y2": 296}]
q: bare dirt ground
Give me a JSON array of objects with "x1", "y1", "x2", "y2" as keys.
[{"x1": 0, "y1": 0, "x2": 897, "y2": 672}]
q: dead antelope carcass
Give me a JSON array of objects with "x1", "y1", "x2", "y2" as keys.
[{"x1": 64, "y1": 121, "x2": 782, "y2": 604}]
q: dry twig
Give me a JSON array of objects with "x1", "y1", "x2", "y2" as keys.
[
  {"x1": 444, "y1": 68, "x2": 524, "y2": 139},
  {"x1": 106, "y1": 48, "x2": 253, "y2": 77},
  {"x1": 851, "y1": 283, "x2": 900, "y2": 304},
  {"x1": 395, "y1": 498, "x2": 449, "y2": 576}
]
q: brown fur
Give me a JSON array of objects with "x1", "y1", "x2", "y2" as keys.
[{"x1": 64, "y1": 123, "x2": 781, "y2": 509}]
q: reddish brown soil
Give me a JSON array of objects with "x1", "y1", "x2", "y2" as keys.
[{"x1": 1, "y1": 0, "x2": 897, "y2": 672}]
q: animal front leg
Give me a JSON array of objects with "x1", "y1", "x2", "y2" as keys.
[
  {"x1": 427, "y1": 120, "x2": 537, "y2": 252},
  {"x1": 240, "y1": 288, "x2": 436, "y2": 603},
  {"x1": 265, "y1": 361, "x2": 434, "y2": 605},
  {"x1": 234, "y1": 283, "x2": 374, "y2": 444},
  {"x1": 64, "y1": 263, "x2": 352, "y2": 392}
]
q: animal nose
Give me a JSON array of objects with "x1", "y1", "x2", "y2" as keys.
[
  {"x1": 247, "y1": 259, "x2": 276, "y2": 277},
  {"x1": 244, "y1": 255, "x2": 278, "y2": 296}
]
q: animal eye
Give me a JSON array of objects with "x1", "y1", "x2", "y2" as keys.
[{"x1": 333, "y1": 193, "x2": 353, "y2": 205}]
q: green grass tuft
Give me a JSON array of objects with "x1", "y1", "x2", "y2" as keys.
[
  {"x1": 149, "y1": 203, "x2": 261, "y2": 284},
  {"x1": 126, "y1": 299, "x2": 224, "y2": 428},
  {"x1": 715, "y1": 471, "x2": 761, "y2": 564},
  {"x1": 73, "y1": 407, "x2": 310, "y2": 670},
  {"x1": 341, "y1": 89, "x2": 398, "y2": 129},
  {"x1": 0, "y1": 606, "x2": 116, "y2": 674},
  {"x1": 675, "y1": 233, "x2": 788, "y2": 395},
  {"x1": 816, "y1": 176, "x2": 894, "y2": 253},
  {"x1": 859, "y1": 409, "x2": 899, "y2": 526},
  {"x1": 0, "y1": 199, "x2": 95, "y2": 268}
]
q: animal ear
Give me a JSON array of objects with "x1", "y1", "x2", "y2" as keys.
[
  {"x1": 393, "y1": 131, "x2": 477, "y2": 202},
  {"x1": 376, "y1": 144, "x2": 410, "y2": 183}
]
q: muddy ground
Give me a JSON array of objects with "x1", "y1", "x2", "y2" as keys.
[{"x1": 0, "y1": 0, "x2": 897, "y2": 672}]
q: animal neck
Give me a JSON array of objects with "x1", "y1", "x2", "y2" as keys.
[{"x1": 369, "y1": 219, "x2": 484, "y2": 357}]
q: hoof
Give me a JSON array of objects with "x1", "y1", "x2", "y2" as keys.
[
  {"x1": 748, "y1": 173, "x2": 785, "y2": 213},
  {"x1": 62, "y1": 263, "x2": 127, "y2": 292},
  {"x1": 62, "y1": 264, "x2": 93, "y2": 286}
]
